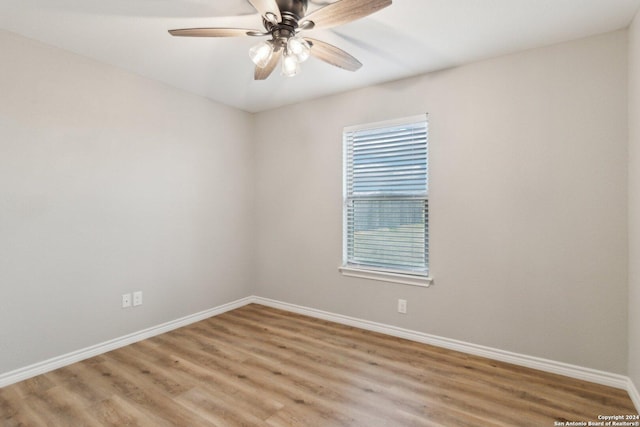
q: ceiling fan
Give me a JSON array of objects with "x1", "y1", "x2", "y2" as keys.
[{"x1": 168, "y1": 0, "x2": 392, "y2": 80}]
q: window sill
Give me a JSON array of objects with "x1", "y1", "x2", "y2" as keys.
[{"x1": 338, "y1": 266, "x2": 433, "y2": 288}]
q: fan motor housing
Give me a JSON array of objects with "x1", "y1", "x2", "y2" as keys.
[{"x1": 263, "y1": 0, "x2": 308, "y2": 38}]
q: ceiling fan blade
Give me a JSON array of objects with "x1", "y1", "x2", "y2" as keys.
[
  {"x1": 302, "y1": 0, "x2": 391, "y2": 30},
  {"x1": 305, "y1": 38, "x2": 362, "y2": 71},
  {"x1": 168, "y1": 28, "x2": 259, "y2": 37},
  {"x1": 248, "y1": 0, "x2": 282, "y2": 22},
  {"x1": 255, "y1": 49, "x2": 283, "y2": 80}
]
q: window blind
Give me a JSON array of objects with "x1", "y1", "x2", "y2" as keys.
[{"x1": 344, "y1": 115, "x2": 429, "y2": 275}]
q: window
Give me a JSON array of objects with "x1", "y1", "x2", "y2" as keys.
[{"x1": 341, "y1": 114, "x2": 430, "y2": 286}]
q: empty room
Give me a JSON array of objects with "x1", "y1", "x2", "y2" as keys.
[{"x1": 1, "y1": 0, "x2": 640, "y2": 425}]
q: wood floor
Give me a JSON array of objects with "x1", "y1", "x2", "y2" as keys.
[{"x1": 1, "y1": 304, "x2": 636, "y2": 426}]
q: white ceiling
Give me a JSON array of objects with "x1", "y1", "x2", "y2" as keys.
[{"x1": 1, "y1": 0, "x2": 639, "y2": 113}]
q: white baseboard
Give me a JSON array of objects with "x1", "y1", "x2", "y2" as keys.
[
  {"x1": 0, "y1": 296, "x2": 253, "y2": 388},
  {"x1": 628, "y1": 378, "x2": 640, "y2": 413},
  {"x1": 251, "y1": 296, "x2": 631, "y2": 392}
]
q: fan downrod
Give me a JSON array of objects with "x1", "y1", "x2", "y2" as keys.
[{"x1": 275, "y1": 0, "x2": 308, "y2": 19}]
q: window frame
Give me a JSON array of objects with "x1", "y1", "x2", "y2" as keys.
[{"x1": 340, "y1": 114, "x2": 432, "y2": 288}]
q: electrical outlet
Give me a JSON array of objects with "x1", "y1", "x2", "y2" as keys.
[
  {"x1": 398, "y1": 299, "x2": 407, "y2": 314},
  {"x1": 133, "y1": 291, "x2": 143, "y2": 307},
  {"x1": 122, "y1": 293, "x2": 131, "y2": 308}
]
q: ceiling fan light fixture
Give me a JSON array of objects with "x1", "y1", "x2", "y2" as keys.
[
  {"x1": 169, "y1": 0, "x2": 393, "y2": 80},
  {"x1": 281, "y1": 51, "x2": 300, "y2": 77},
  {"x1": 287, "y1": 36, "x2": 311, "y2": 62},
  {"x1": 249, "y1": 40, "x2": 274, "y2": 68}
]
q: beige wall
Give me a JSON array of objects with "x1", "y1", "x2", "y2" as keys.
[
  {"x1": 0, "y1": 30, "x2": 254, "y2": 374},
  {"x1": 254, "y1": 30, "x2": 629, "y2": 373},
  {"x1": 629, "y1": 9, "x2": 640, "y2": 391}
]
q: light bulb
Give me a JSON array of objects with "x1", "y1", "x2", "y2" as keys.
[
  {"x1": 287, "y1": 36, "x2": 310, "y2": 62},
  {"x1": 249, "y1": 41, "x2": 274, "y2": 68},
  {"x1": 281, "y1": 51, "x2": 300, "y2": 77}
]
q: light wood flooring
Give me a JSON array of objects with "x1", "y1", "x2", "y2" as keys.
[{"x1": 1, "y1": 304, "x2": 637, "y2": 426}]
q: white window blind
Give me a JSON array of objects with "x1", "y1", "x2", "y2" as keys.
[{"x1": 343, "y1": 114, "x2": 429, "y2": 276}]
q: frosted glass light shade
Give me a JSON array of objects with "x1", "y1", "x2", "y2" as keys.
[
  {"x1": 287, "y1": 36, "x2": 310, "y2": 62},
  {"x1": 281, "y1": 52, "x2": 300, "y2": 77},
  {"x1": 249, "y1": 41, "x2": 274, "y2": 68}
]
